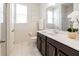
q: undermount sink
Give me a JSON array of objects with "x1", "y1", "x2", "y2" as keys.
[
  {"x1": 42, "y1": 29, "x2": 68, "y2": 36},
  {"x1": 42, "y1": 29, "x2": 60, "y2": 35}
]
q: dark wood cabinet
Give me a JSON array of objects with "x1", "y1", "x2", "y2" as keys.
[
  {"x1": 37, "y1": 33, "x2": 41, "y2": 51},
  {"x1": 37, "y1": 32, "x2": 79, "y2": 56},
  {"x1": 47, "y1": 42, "x2": 56, "y2": 56},
  {"x1": 37, "y1": 33, "x2": 46, "y2": 56},
  {"x1": 41, "y1": 38, "x2": 46, "y2": 56},
  {"x1": 57, "y1": 50, "x2": 67, "y2": 56}
]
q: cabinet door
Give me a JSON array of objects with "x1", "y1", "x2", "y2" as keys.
[
  {"x1": 37, "y1": 35, "x2": 41, "y2": 51},
  {"x1": 37, "y1": 33, "x2": 46, "y2": 56},
  {"x1": 41, "y1": 39, "x2": 46, "y2": 56},
  {"x1": 57, "y1": 50, "x2": 67, "y2": 56},
  {"x1": 47, "y1": 42, "x2": 56, "y2": 56}
]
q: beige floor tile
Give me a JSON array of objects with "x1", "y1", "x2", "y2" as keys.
[{"x1": 10, "y1": 41, "x2": 41, "y2": 56}]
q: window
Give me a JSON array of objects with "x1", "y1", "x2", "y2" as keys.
[
  {"x1": 16, "y1": 4, "x2": 27, "y2": 23},
  {"x1": 47, "y1": 11, "x2": 53, "y2": 24},
  {"x1": 0, "y1": 3, "x2": 3, "y2": 23},
  {"x1": 54, "y1": 8, "x2": 58, "y2": 26}
]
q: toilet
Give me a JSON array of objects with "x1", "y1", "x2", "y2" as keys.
[
  {"x1": 28, "y1": 32, "x2": 37, "y2": 47},
  {"x1": 30, "y1": 36, "x2": 37, "y2": 47}
]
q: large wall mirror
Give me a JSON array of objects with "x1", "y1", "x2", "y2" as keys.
[{"x1": 46, "y1": 3, "x2": 73, "y2": 31}]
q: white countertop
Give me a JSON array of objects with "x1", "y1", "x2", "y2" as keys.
[{"x1": 38, "y1": 29, "x2": 79, "y2": 51}]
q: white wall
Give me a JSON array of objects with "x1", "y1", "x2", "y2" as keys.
[
  {"x1": 74, "y1": 3, "x2": 79, "y2": 11},
  {"x1": 0, "y1": 4, "x2": 7, "y2": 56},
  {"x1": 1, "y1": 4, "x2": 7, "y2": 56},
  {"x1": 39, "y1": 3, "x2": 48, "y2": 29}
]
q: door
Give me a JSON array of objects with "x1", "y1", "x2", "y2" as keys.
[
  {"x1": 7, "y1": 3, "x2": 29, "y2": 55},
  {"x1": 7, "y1": 3, "x2": 38, "y2": 55},
  {"x1": 8, "y1": 4, "x2": 28, "y2": 55}
]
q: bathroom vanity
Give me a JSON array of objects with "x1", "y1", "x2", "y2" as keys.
[{"x1": 37, "y1": 29, "x2": 79, "y2": 56}]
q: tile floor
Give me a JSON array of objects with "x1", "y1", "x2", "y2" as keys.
[{"x1": 10, "y1": 41, "x2": 41, "y2": 56}]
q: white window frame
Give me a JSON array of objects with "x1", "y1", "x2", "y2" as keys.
[
  {"x1": 15, "y1": 4, "x2": 27, "y2": 23},
  {"x1": 46, "y1": 9, "x2": 54, "y2": 24},
  {"x1": 0, "y1": 3, "x2": 3, "y2": 23}
]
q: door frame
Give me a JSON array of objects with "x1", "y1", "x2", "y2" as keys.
[{"x1": 7, "y1": 3, "x2": 15, "y2": 56}]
